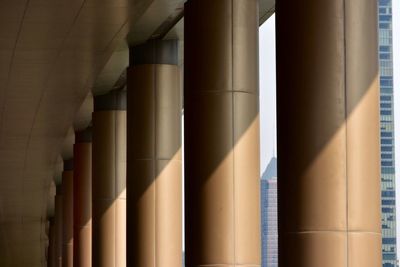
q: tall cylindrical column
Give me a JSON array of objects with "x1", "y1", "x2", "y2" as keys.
[
  {"x1": 62, "y1": 160, "x2": 74, "y2": 267},
  {"x1": 276, "y1": 0, "x2": 381, "y2": 266},
  {"x1": 55, "y1": 187, "x2": 63, "y2": 267},
  {"x1": 184, "y1": 1, "x2": 260, "y2": 266},
  {"x1": 73, "y1": 129, "x2": 92, "y2": 267},
  {"x1": 127, "y1": 40, "x2": 182, "y2": 267},
  {"x1": 92, "y1": 91, "x2": 126, "y2": 267},
  {"x1": 48, "y1": 218, "x2": 56, "y2": 267}
]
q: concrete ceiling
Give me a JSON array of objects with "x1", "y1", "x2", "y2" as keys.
[{"x1": 0, "y1": 0, "x2": 274, "y2": 266}]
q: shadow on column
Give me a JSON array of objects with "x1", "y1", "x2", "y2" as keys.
[
  {"x1": 127, "y1": 40, "x2": 182, "y2": 267},
  {"x1": 92, "y1": 90, "x2": 127, "y2": 267},
  {"x1": 276, "y1": 0, "x2": 381, "y2": 266},
  {"x1": 184, "y1": 0, "x2": 261, "y2": 266}
]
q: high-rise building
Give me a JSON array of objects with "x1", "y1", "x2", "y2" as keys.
[
  {"x1": 261, "y1": 157, "x2": 278, "y2": 267},
  {"x1": 379, "y1": 1, "x2": 398, "y2": 266}
]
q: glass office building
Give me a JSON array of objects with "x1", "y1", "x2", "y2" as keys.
[
  {"x1": 261, "y1": 157, "x2": 278, "y2": 267},
  {"x1": 379, "y1": 0, "x2": 398, "y2": 266}
]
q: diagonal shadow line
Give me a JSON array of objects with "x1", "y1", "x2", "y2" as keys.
[
  {"x1": 126, "y1": 63, "x2": 183, "y2": 266},
  {"x1": 60, "y1": 2, "x2": 380, "y2": 267},
  {"x1": 275, "y1": 0, "x2": 382, "y2": 265}
]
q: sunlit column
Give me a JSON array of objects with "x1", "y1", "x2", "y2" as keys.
[
  {"x1": 92, "y1": 90, "x2": 126, "y2": 267},
  {"x1": 126, "y1": 39, "x2": 182, "y2": 267},
  {"x1": 62, "y1": 160, "x2": 74, "y2": 267},
  {"x1": 276, "y1": 0, "x2": 381, "y2": 266},
  {"x1": 184, "y1": 0, "x2": 261, "y2": 266},
  {"x1": 73, "y1": 129, "x2": 92, "y2": 267},
  {"x1": 54, "y1": 186, "x2": 63, "y2": 267}
]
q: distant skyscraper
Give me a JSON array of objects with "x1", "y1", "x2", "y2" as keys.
[
  {"x1": 261, "y1": 157, "x2": 278, "y2": 267},
  {"x1": 379, "y1": 0, "x2": 398, "y2": 266}
]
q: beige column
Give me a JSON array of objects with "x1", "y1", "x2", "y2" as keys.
[
  {"x1": 55, "y1": 187, "x2": 63, "y2": 267},
  {"x1": 276, "y1": 0, "x2": 381, "y2": 266},
  {"x1": 73, "y1": 129, "x2": 92, "y2": 267},
  {"x1": 62, "y1": 160, "x2": 74, "y2": 267},
  {"x1": 184, "y1": 0, "x2": 260, "y2": 266},
  {"x1": 126, "y1": 40, "x2": 182, "y2": 267},
  {"x1": 92, "y1": 90, "x2": 126, "y2": 267},
  {"x1": 48, "y1": 218, "x2": 56, "y2": 267}
]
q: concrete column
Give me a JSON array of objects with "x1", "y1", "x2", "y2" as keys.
[
  {"x1": 73, "y1": 129, "x2": 92, "y2": 267},
  {"x1": 48, "y1": 218, "x2": 56, "y2": 267},
  {"x1": 276, "y1": 0, "x2": 381, "y2": 267},
  {"x1": 184, "y1": 1, "x2": 260, "y2": 266},
  {"x1": 92, "y1": 90, "x2": 126, "y2": 267},
  {"x1": 127, "y1": 40, "x2": 182, "y2": 267},
  {"x1": 62, "y1": 160, "x2": 74, "y2": 267},
  {"x1": 55, "y1": 187, "x2": 63, "y2": 267}
]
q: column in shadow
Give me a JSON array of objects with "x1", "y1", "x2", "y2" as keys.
[
  {"x1": 62, "y1": 160, "x2": 74, "y2": 267},
  {"x1": 54, "y1": 186, "x2": 63, "y2": 267},
  {"x1": 48, "y1": 218, "x2": 56, "y2": 267},
  {"x1": 276, "y1": 0, "x2": 381, "y2": 266},
  {"x1": 73, "y1": 128, "x2": 92, "y2": 267},
  {"x1": 185, "y1": 1, "x2": 261, "y2": 266},
  {"x1": 127, "y1": 39, "x2": 182, "y2": 267},
  {"x1": 92, "y1": 91, "x2": 127, "y2": 267}
]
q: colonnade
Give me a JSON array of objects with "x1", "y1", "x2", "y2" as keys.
[{"x1": 46, "y1": 0, "x2": 381, "y2": 266}]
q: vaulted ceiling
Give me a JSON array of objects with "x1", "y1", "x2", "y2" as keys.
[{"x1": 0, "y1": 0, "x2": 274, "y2": 265}]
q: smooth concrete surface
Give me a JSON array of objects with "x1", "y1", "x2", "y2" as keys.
[
  {"x1": 93, "y1": 93, "x2": 127, "y2": 267},
  {"x1": 127, "y1": 40, "x2": 182, "y2": 267},
  {"x1": 276, "y1": 0, "x2": 381, "y2": 266},
  {"x1": 48, "y1": 219, "x2": 56, "y2": 267},
  {"x1": 73, "y1": 130, "x2": 92, "y2": 267},
  {"x1": 184, "y1": 0, "x2": 261, "y2": 266},
  {"x1": 62, "y1": 167, "x2": 74, "y2": 267},
  {"x1": 55, "y1": 192, "x2": 63, "y2": 267}
]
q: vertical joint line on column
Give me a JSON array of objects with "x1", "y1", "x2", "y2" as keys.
[
  {"x1": 343, "y1": 0, "x2": 349, "y2": 266},
  {"x1": 231, "y1": 0, "x2": 236, "y2": 266},
  {"x1": 114, "y1": 110, "x2": 117, "y2": 267},
  {"x1": 153, "y1": 64, "x2": 158, "y2": 267}
]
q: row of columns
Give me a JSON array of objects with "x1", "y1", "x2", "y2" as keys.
[
  {"x1": 47, "y1": 40, "x2": 184, "y2": 267},
  {"x1": 46, "y1": 0, "x2": 382, "y2": 266}
]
